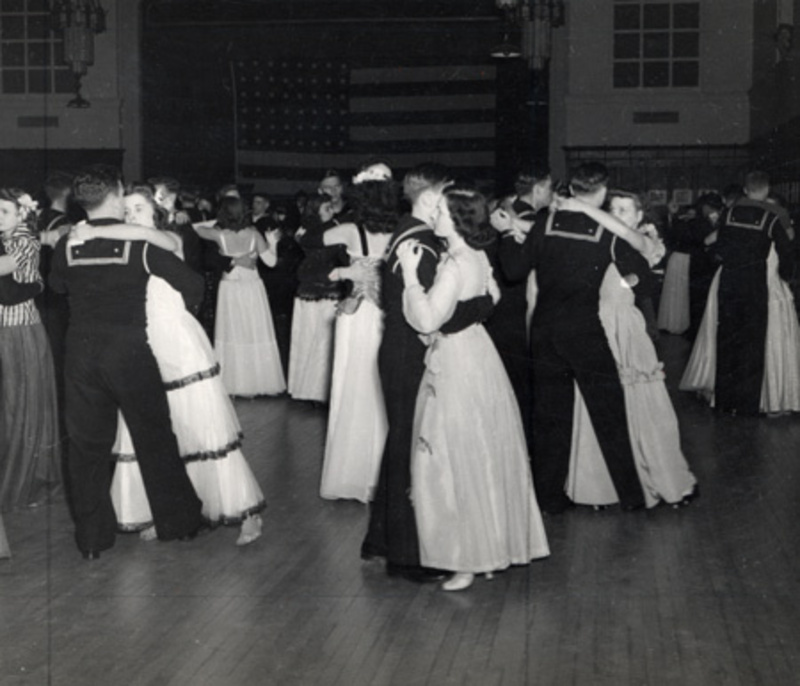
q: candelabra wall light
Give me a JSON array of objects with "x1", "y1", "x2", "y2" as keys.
[
  {"x1": 491, "y1": 0, "x2": 524, "y2": 59},
  {"x1": 51, "y1": 0, "x2": 106, "y2": 107},
  {"x1": 491, "y1": 1, "x2": 565, "y2": 65}
]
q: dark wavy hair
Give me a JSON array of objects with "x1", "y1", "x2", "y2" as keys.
[
  {"x1": 347, "y1": 179, "x2": 400, "y2": 234},
  {"x1": 443, "y1": 185, "x2": 495, "y2": 249},
  {"x1": 125, "y1": 183, "x2": 169, "y2": 230},
  {"x1": 299, "y1": 193, "x2": 332, "y2": 235},
  {"x1": 216, "y1": 196, "x2": 249, "y2": 231}
]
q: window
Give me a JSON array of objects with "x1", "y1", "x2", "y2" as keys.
[
  {"x1": 613, "y1": 1, "x2": 700, "y2": 89},
  {"x1": 1, "y1": 0, "x2": 74, "y2": 94}
]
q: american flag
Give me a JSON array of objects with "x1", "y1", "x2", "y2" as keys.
[{"x1": 231, "y1": 58, "x2": 498, "y2": 196}]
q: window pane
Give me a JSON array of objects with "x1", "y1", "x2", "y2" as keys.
[
  {"x1": 27, "y1": 0, "x2": 48, "y2": 10},
  {"x1": 643, "y1": 32, "x2": 669, "y2": 58},
  {"x1": 2, "y1": 68, "x2": 25, "y2": 93},
  {"x1": 673, "y1": 32, "x2": 699, "y2": 58},
  {"x1": 26, "y1": 14, "x2": 49, "y2": 39},
  {"x1": 1, "y1": 42, "x2": 24, "y2": 66},
  {"x1": 614, "y1": 4, "x2": 640, "y2": 30},
  {"x1": 614, "y1": 33, "x2": 640, "y2": 59},
  {"x1": 614, "y1": 62, "x2": 640, "y2": 88},
  {"x1": 643, "y1": 4, "x2": 670, "y2": 29},
  {"x1": 1, "y1": 15, "x2": 25, "y2": 39},
  {"x1": 53, "y1": 39, "x2": 64, "y2": 65},
  {"x1": 643, "y1": 61, "x2": 669, "y2": 87},
  {"x1": 673, "y1": 3, "x2": 700, "y2": 29},
  {"x1": 673, "y1": 60, "x2": 699, "y2": 86},
  {"x1": 28, "y1": 67, "x2": 49, "y2": 92},
  {"x1": 54, "y1": 67, "x2": 73, "y2": 93},
  {"x1": 1, "y1": 0, "x2": 25, "y2": 11},
  {"x1": 27, "y1": 41, "x2": 48, "y2": 66}
]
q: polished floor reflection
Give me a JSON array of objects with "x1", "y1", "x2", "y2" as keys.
[{"x1": 2, "y1": 334, "x2": 799, "y2": 685}]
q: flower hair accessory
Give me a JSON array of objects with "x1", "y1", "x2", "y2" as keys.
[
  {"x1": 16, "y1": 193, "x2": 39, "y2": 218},
  {"x1": 353, "y1": 163, "x2": 392, "y2": 185}
]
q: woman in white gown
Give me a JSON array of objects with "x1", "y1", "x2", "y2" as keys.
[
  {"x1": 194, "y1": 197, "x2": 286, "y2": 397},
  {"x1": 396, "y1": 185, "x2": 549, "y2": 592},
  {"x1": 287, "y1": 195, "x2": 347, "y2": 404},
  {"x1": 73, "y1": 186, "x2": 267, "y2": 545},
  {"x1": 557, "y1": 192, "x2": 698, "y2": 508},
  {"x1": 319, "y1": 165, "x2": 395, "y2": 502},
  {"x1": 680, "y1": 245, "x2": 800, "y2": 415}
]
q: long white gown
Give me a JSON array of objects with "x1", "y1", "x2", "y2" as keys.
[
  {"x1": 408, "y1": 251, "x2": 549, "y2": 574},
  {"x1": 215, "y1": 230, "x2": 286, "y2": 396},
  {"x1": 320, "y1": 257, "x2": 388, "y2": 502},
  {"x1": 680, "y1": 248, "x2": 800, "y2": 413},
  {"x1": 111, "y1": 276, "x2": 266, "y2": 530},
  {"x1": 567, "y1": 264, "x2": 697, "y2": 507}
]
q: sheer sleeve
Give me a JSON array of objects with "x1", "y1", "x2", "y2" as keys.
[{"x1": 402, "y1": 256, "x2": 461, "y2": 334}]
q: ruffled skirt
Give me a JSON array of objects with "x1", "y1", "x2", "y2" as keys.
[
  {"x1": 112, "y1": 298, "x2": 265, "y2": 530},
  {"x1": 568, "y1": 268, "x2": 696, "y2": 507}
]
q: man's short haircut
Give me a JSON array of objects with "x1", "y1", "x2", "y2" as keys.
[
  {"x1": 744, "y1": 170, "x2": 770, "y2": 195},
  {"x1": 569, "y1": 162, "x2": 610, "y2": 196},
  {"x1": 402, "y1": 162, "x2": 451, "y2": 203},
  {"x1": 513, "y1": 161, "x2": 551, "y2": 196},
  {"x1": 72, "y1": 164, "x2": 123, "y2": 211},
  {"x1": 44, "y1": 171, "x2": 74, "y2": 201}
]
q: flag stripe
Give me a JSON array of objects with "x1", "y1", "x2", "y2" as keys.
[
  {"x1": 349, "y1": 108, "x2": 496, "y2": 126},
  {"x1": 349, "y1": 94, "x2": 496, "y2": 113},
  {"x1": 350, "y1": 65, "x2": 496, "y2": 85},
  {"x1": 239, "y1": 149, "x2": 496, "y2": 169},
  {"x1": 350, "y1": 122, "x2": 495, "y2": 142},
  {"x1": 232, "y1": 59, "x2": 497, "y2": 196},
  {"x1": 348, "y1": 80, "x2": 496, "y2": 98}
]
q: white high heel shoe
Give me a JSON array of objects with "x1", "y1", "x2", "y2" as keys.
[
  {"x1": 442, "y1": 572, "x2": 475, "y2": 591},
  {"x1": 236, "y1": 514, "x2": 262, "y2": 546}
]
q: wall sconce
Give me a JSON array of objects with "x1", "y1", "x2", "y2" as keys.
[
  {"x1": 524, "y1": 0, "x2": 566, "y2": 70},
  {"x1": 51, "y1": 0, "x2": 106, "y2": 108},
  {"x1": 491, "y1": 0, "x2": 523, "y2": 59}
]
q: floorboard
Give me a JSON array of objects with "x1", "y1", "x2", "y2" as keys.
[{"x1": 2, "y1": 334, "x2": 800, "y2": 685}]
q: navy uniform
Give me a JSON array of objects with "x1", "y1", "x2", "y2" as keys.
[
  {"x1": 499, "y1": 209, "x2": 645, "y2": 513},
  {"x1": 484, "y1": 198, "x2": 541, "y2": 457},
  {"x1": 714, "y1": 199, "x2": 793, "y2": 415},
  {"x1": 50, "y1": 219, "x2": 204, "y2": 556},
  {"x1": 362, "y1": 215, "x2": 492, "y2": 572}
]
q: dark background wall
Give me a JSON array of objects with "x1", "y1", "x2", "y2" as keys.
[{"x1": 140, "y1": 0, "x2": 532, "y2": 196}]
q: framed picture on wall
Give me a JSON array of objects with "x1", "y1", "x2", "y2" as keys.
[
  {"x1": 672, "y1": 188, "x2": 693, "y2": 206},
  {"x1": 647, "y1": 189, "x2": 668, "y2": 206}
]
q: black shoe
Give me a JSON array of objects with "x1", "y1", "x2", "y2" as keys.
[
  {"x1": 386, "y1": 563, "x2": 449, "y2": 583},
  {"x1": 541, "y1": 500, "x2": 575, "y2": 515},
  {"x1": 177, "y1": 522, "x2": 207, "y2": 542},
  {"x1": 81, "y1": 550, "x2": 100, "y2": 561},
  {"x1": 671, "y1": 485, "x2": 700, "y2": 509},
  {"x1": 621, "y1": 502, "x2": 645, "y2": 512}
]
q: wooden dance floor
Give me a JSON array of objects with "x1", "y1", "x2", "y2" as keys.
[{"x1": 2, "y1": 335, "x2": 800, "y2": 685}]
